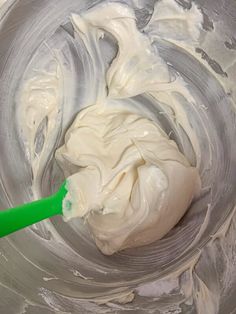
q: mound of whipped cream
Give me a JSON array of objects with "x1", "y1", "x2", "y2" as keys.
[
  {"x1": 56, "y1": 103, "x2": 200, "y2": 255},
  {"x1": 55, "y1": 1, "x2": 202, "y2": 255}
]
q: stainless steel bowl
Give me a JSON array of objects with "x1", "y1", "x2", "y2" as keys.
[{"x1": 0, "y1": 1, "x2": 235, "y2": 313}]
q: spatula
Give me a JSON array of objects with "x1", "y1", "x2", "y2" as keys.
[{"x1": 0, "y1": 182, "x2": 68, "y2": 238}]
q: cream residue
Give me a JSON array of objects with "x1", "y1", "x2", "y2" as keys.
[
  {"x1": 136, "y1": 206, "x2": 236, "y2": 314},
  {"x1": 18, "y1": 61, "x2": 62, "y2": 196},
  {"x1": 0, "y1": 0, "x2": 7, "y2": 9},
  {"x1": 144, "y1": 0, "x2": 203, "y2": 44},
  {"x1": 9, "y1": 0, "x2": 236, "y2": 313}
]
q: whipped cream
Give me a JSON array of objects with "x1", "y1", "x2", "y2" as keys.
[{"x1": 55, "y1": 2, "x2": 201, "y2": 255}]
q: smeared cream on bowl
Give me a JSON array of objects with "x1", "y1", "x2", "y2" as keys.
[{"x1": 2, "y1": 0, "x2": 236, "y2": 312}]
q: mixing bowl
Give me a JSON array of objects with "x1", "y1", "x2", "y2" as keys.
[{"x1": 0, "y1": 0, "x2": 236, "y2": 313}]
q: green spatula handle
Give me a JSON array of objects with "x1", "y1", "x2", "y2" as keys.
[{"x1": 0, "y1": 183, "x2": 67, "y2": 238}]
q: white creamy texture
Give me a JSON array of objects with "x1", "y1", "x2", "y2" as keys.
[
  {"x1": 71, "y1": 4, "x2": 170, "y2": 99},
  {"x1": 56, "y1": 104, "x2": 200, "y2": 254},
  {"x1": 55, "y1": 1, "x2": 201, "y2": 255},
  {"x1": 19, "y1": 62, "x2": 62, "y2": 195},
  {"x1": 9, "y1": 0, "x2": 236, "y2": 312}
]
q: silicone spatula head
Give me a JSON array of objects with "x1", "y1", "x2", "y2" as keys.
[{"x1": 0, "y1": 181, "x2": 68, "y2": 238}]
